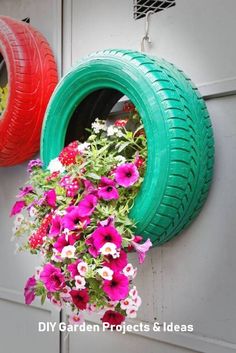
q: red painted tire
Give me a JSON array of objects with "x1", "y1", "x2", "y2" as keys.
[{"x1": 0, "y1": 16, "x2": 58, "y2": 166}]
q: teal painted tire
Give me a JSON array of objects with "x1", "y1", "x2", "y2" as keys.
[{"x1": 41, "y1": 49, "x2": 214, "y2": 246}]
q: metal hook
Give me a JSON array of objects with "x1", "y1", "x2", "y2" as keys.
[{"x1": 141, "y1": 11, "x2": 154, "y2": 52}]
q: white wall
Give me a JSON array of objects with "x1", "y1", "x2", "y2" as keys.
[{"x1": 66, "y1": 0, "x2": 236, "y2": 98}]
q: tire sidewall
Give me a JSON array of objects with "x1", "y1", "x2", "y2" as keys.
[{"x1": 41, "y1": 56, "x2": 170, "y2": 233}]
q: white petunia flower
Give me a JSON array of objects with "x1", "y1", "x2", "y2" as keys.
[
  {"x1": 120, "y1": 298, "x2": 133, "y2": 310},
  {"x1": 129, "y1": 286, "x2": 138, "y2": 299},
  {"x1": 126, "y1": 306, "x2": 138, "y2": 318},
  {"x1": 99, "y1": 242, "x2": 117, "y2": 257},
  {"x1": 97, "y1": 266, "x2": 114, "y2": 280},
  {"x1": 77, "y1": 261, "x2": 89, "y2": 276},
  {"x1": 132, "y1": 295, "x2": 142, "y2": 308},
  {"x1": 123, "y1": 263, "x2": 136, "y2": 278},
  {"x1": 35, "y1": 266, "x2": 42, "y2": 280},
  {"x1": 61, "y1": 245, "x2": 76, "y2": 259},
  {"x1": 74, "y1": 275, "x2": 86, "y2": 289},
  {"x1": 47, "y1": 158, "x2": 65, "y2": 173}
]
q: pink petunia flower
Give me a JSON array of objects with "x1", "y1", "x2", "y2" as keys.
[
  {"x1": 114, "y1": 163, "x2": 139, "y2": 188},
  {"x1": 92, "y1": 225, "x2": 122, "y2": 251},
  {"x1": 44, "y1": 189, "x2": 56, "y2": 208},
  {"x1": 17, "y1": 186, "x2": 34, "y2": 198},
  {"x1": 10, "y1": 200, "x2": 26, "y2": 216},
  {"x1": 53, "y1": 233, "x2": 77, "y2": 253},
  {"x1": 101, "y1": 310, "x2": 125, "y2": 327},
  {"x1": 83, "y1": 179, "x2": 97, "y2": 196},
  {"x1": 70, "y1": 289, "x2": 90, "y2": 310},
  {"x1": 131, "y1": 238, "x2": 152, "y2": 264},
  {"x1": 24, "y1": 276, "x2": 36, "y2": 305},
  {"x1": 85, "y1": 235, "x2": 99, "y2": 258},
  {"x1": 62, "y1": 206, "x2": 90, "y2": 231},
  {"x1": 104, "y1": 250, "x2": 128, "y2": 272},
  {"x1": 77, "y1": 194, "x2": 98, "y2": 217},
  {"x1": 49, "y1": 215, "x2": 62, "y2": 237},
  {"x1": 60, "y1": 286, "x2": 72, "y2": 302},
  {"x1": 68, "y1": 259, "x2": 81, "y2": 278},
  {"x1": 40, "y1": 264, "x2": 65, "y2": 292},
  {"x1": 103, "y1": 272, "x2": 129, "y2": 301},
  {"x1": 69, "y1": 313, "x2": 84, "y2": 325},
  {"x1": 99, "y1": 177, "x2": 115, "y2": 187},
  {"x1": 98, "y1": 185, "x2": 119, "y2": 201}
]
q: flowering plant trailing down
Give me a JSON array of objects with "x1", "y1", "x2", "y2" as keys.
[{"x1": 11, "y1": 102, "x2": 152, "y2": 327}]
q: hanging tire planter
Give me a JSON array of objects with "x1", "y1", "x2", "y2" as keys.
[
  {"x1": 0, "y1": 16, "x2": 58, "y2": 167},
  {"x1": 41, "y1": 49, "x2": 214, "y2": 245}
]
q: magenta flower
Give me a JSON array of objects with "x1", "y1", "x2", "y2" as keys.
[
  {"x1": 53, "y1": 233, "x2": 77, "y2": 253},
  {"x1": 115, "y1": 163, "x2": 139, "y2": 187},
  {"x1": 103, "y1": 272, "x2": 129, "y2": 301},
  {"x1": 85, "y1": 235, "x2": 99, "y2": 258},
  {"x1": 40, "y1": 264, "x2": 65, "y2": 292},
  {"x1": 10, "y1": 200, "x2": 26, "y2": 216},
  {"x1": 70, "y1": 289, "x2": 90, "y2": 310},
  {"x1": 83, "y1": 179, "x2": 98, "y2": 196},
  {"x1": 17, "y1": 186, "x2": 34, "y2": 198},
  {"x1": 99, "y1": 177, "x2": 115, "y2": 187},
  {"x1": 27, "y1": 159, "x2": 43, "y2": 173},
  {"x1": 77, "y1": 194, "x2": 98, "y2": 217},
  {"x1": 104, "y1": 250, "x2": 128, "y2": 271},
  {"x1": 24, "y1": 276, "x2": 36, "y2": 305},
  {"x1": 98, "y1": 216, "x2": 115, "y2": 227},
  {"x1": 67, "y1": 259, "x2": 81, "y2": 278},
  {"x1": 63, "y1": 206, "x2": 90, "y2": 230},
  {"x1": 92, "y1": 225, "x2": 122, "y2": 251},
  {"x1": 131, "y1": 238, "x2": 152, "y2": 264},
  {"x1": 98, "y1": 179, "x2": 119, "y2": 201},
  {"x1": 49, "y1": 215, "x2": 62, "y2": 237},
  {"x1": 45, "y1": 189, "x2": 56, "y2": 208},
  {"x1": 101, "y1": 310, "x2": 125, "y2": 327}
]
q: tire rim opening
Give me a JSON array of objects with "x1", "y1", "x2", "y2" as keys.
[
  {"x1": 0, "y1": 53, "x2": 8, "y2": 116},
  {"x1": 65, "y1": 88, "x2": 126, "y2": 145}
]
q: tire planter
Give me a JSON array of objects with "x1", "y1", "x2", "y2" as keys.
[
  {"x1": 0, "y1": 16, "x2": 58, "y2": 166},
  {"x1": 41, "y1": 49, "x2": 214, "y2": 246}
]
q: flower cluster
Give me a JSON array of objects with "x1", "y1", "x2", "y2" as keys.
[{"x1": 11, "y1": 103, "x2": 151, "y2": 327}]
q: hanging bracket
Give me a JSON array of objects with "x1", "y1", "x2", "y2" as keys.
[{"x1": 140, "y1": 11, "x2": 154, "y2": 52}]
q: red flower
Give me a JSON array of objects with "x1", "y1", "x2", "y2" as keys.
[
  {"x1": 123, "y1": 102, "x2": 135, "y2": 113},
  {"x1": 29, "y1": 214, "x2": 52, "y2": 249},
  {"x1": 114, "y1": 119, "x2": 128, "y2": 127},
  {"x1": 46, "y1": 171, "x2": 60, "y2": 181},
  {"x1": 101, "y1": 310, "x2": 125, "y2": 326},
  {"x1": 59, "y1": 141, "x2": 80, "y2": 166},
  {"x1": 70, "y1": 289, "x2": 90, "y2": 310},
  {"x1": 134, "y1": 156, "x2": 145, "y2": 169}
]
